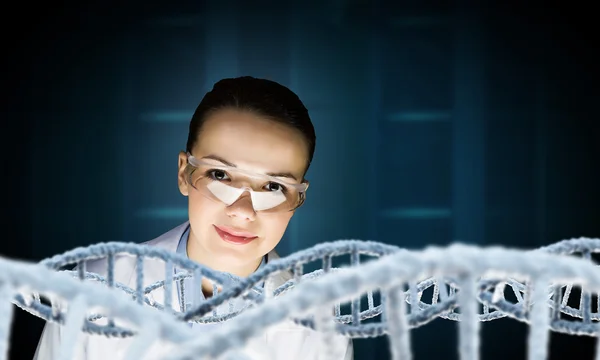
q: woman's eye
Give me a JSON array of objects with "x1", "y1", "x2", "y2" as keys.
[
  {"x1": 265, "y1": 182, "x2": 283, "y2": 192},
  {"x1": 209, "y1": 170, "x2": 229, "y2": 181}
]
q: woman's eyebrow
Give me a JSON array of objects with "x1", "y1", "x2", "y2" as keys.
[
  {"x1": 266, "y1": 171, "x2": 298, "y2": 181},
  {"x1": 201, "y1": 154, "x2": 298, "y2": 181},
  {"x1": 201, "y1": 154, "x2": 236, "y2": 167}
]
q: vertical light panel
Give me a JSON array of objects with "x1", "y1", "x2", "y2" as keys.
[
  {"x1": 203, "y1": 1, "x2": 240, "y2": 89},
  {"x1": 452, "y1": 6, "x2": 486, "y2": 244}
]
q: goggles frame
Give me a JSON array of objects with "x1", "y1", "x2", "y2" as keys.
[{"x1": 186, "y1": 153, "x2": 309, "y2": 212}]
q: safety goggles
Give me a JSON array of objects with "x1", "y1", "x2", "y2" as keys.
[{"x1": 186, "y1": 153, "x2": 309, "y2": 213}]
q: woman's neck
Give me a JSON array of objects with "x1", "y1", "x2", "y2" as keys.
[{"x1": 185, "y1": 232, "x2": 263, "y2": 294}]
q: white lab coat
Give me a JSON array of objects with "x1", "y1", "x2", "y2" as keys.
[{"x1": 33, "y1": 222, "x2": 353, "y2": 360}]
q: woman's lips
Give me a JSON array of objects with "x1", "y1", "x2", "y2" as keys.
[{"x1": 213, "y1": 225, "x2": 258, "y2": 245}]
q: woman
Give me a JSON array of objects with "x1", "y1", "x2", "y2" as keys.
[{"x1": 33, "y1": 76, "x2": 354, "y2": 360}]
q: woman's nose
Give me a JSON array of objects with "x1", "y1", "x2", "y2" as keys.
[{"x1": 225, "y1": 191, "x2": 257, "y2": 221}]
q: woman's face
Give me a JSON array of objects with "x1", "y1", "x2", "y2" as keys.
[{"x1": 177, "y1": 108, "x2": 309, "y2": 273}]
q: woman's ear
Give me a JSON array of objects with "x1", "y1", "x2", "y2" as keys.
[{"x1": 177, "y1": 151, "x2": 189, "y2": 196}]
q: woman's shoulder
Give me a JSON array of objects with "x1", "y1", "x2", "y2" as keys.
[
  {"x1": 139, "y1": 221, "x2": 189, "y2": 250},
  {"x1": 82, "y1": 222, "x2": 190, "y2": 286}
]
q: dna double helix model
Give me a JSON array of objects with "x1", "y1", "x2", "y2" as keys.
[{"x1": 2, "y1": 237, "x2": 600, "y2": 359}]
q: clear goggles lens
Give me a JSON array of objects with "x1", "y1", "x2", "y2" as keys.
[{"x1": 186, "y1": 155, "x2": 308, "y2": 213}]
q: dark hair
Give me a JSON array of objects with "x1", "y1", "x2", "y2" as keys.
[{"x1": 186, "y1": 76, "x2": 316, "y2": 172}]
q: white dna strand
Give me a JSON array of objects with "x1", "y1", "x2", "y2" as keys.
[
  {"x1": 3, "y1": 237, "x2": 600, "y2": 359},
  {"x1": 15, "y1": 242, "x2": 253, "y2": 337},
  {"x1": 0, "y1": 254, "x2": 196, "y2": 360}
]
